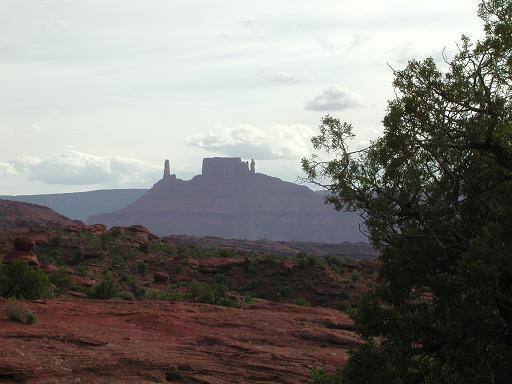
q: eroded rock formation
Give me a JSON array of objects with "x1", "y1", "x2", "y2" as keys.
[
  {"x1": 3, "y1": 236, "x2": 39, "y2": 266},
  {"x1": 90, "y1": 157, "x2": 365, "y2": 243}
]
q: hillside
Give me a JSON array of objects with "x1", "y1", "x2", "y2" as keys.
[
  {"x1": 0, "y1": 222, "x2": 376, "y2": 382},
  {"x1": 0, "y1": 199, "x2": 79, "y2": 229},
  {"x1": 0, "y1": 225, "x2": 376, "y2": 310},
  {"x1": 91, "y1": 158, "x2": 365, "y2": 243},
  {"x1": 1, "y1": 189, "x2": 146, "y2": 221}
]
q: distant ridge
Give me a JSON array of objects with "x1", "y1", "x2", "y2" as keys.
[
  {"x1": 1, "y1": 189, "x2": 146, "y2": 221},
  {"x1": 0, "y1": 199, "x2": 80, "y2": 229},
  {"x1": 90, "y1": 157, "x2": 366, "y2": 243}
]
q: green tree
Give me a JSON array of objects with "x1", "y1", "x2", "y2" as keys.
[{"x1": 302, "y1": 1, "x2": 512, "y2": 383}]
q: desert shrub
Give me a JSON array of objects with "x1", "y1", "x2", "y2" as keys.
[
  {"x1": 325, "y1": 256, "x2": 346, "y2": 275},
  {"x1": 262, "y1": 254, "x2": 278, "y2": 265},
  {"x1": 187, "y1": 280, "x2": 236, "y2": 307},
  {"x1": 212, "y1": 273, "x2": 226, "y2": 285},
  {"x1": 90, "y1": 271, "x2": 120, "y2": 299},
  {"x1": 297, "y1": 252, "x2": 318, "y2": 268},
  {"x1": 311, "y1": 368, "x2": 344, "y2": 384},
  {"x1": 175, "y1": 264, "x2": 184, "y2": 275},
  {"x1": 243, "y1": 257, "x2": 257, "y2": 274},
  {"x1": 75, "y1": 265, "x2": 89, "y2": 277},
  {"x1": 100, "y1": 233, "x2": 118, "y2": 251},
  {"x1": 5, "y1": 298, "x2": 38, "y2": 325},
  {"x1": 51, "y1": 268, "x2": 74, "y2": 295},
  {"x1": 217, "y1": 248, "x2": 236, "y2": 258},
  {"x1": 117, "y1": 290, "x2": 135, "y2": 300},
  {"x1": 0, "y1": 261, "x2": 54, "y2": 299},
  {"x1": 49, "y1": 235, "x2": 64, "y2": 247},
  {"x1": 138, "y1": 243, "x2": 150, "y2": 254},
  {"x1": 137, "y1": 261, "x2": 149, "y2": 275},
  {"x1": 141, "y1": 289, "x2": 169, "y2": 300},
  {"x1": 121, "y1": 274, "x2": 138, "y2": 289},
  {"x1": 294, "y1": 298, "x2": 311, "y2": 307},
  {"x1": 142, "y1": 242, "x2": 174, "y2": 255},
  {"x1": 350, "y1": 271, "x2": 362, "y2": 283}
]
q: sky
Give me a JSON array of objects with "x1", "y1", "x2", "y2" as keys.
[{"x1": 0, "y1": 0, "x2": 483, "y2": 195}]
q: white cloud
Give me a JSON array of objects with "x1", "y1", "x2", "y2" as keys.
[
  {"x1": 0, "y1": 151, "x2": 160, "y2": 186},
  {"x1": 0, "y1": 162, "x2": 17, "y2": 176},
  {"x1": 305, "y1": 86, "x2": 366, "y2": 111},
  {"x1": 268, "y1": 71, "x2": 302, "y2": 84},
  {"x1": 188, "y1": 123, "x2": 314, "y2": 160}
]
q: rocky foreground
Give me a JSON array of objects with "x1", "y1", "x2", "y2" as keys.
[{"x1": 0, "y1": 299, "x2": 361, "y2": 384}]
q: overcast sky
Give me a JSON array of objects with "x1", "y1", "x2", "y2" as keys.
[{"x1": 0, "y1": 0, "x2": 483, "y2": 194}]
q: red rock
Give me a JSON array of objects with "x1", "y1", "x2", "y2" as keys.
[
  {"x1": 43, "y1": 264, "x2": 57, "y2": 273},
  {"x1": 3, "y1": 250, "x2": 39, "y2": 266},
  {"x1": 72, "y1": 277, "x2": 97, "y2": 288},
  {"x1": 126, "y1": 225, "x2": 158, "y2": 242},
  {"x1": 14, "y1": 237, "x2": 35, "y2": 251},
  {"x1": 84, "y1": 224, "x2": 107, "y2": 234},
  {"x1": 196, "y1": 257, "x2": 245, "y2": 273},
  {"x1": 67, "y1": 291, "x2": 87, "y2": 298},
  {"x1": 0, "y1": 299, "x2": 360, "y2": 383},
  {"x1": 153, "y1": 271, "x2": 170, "y2": 283},
  {"x1": 281, "y1": 260, "x2": 296, "y2": 271}
]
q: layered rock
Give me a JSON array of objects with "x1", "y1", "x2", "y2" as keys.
[
  {"x1": 90, "y1": 157, "x2": 365, "y2": 243},
  {"x1": 0, "y1": 299, "x2": 362, "y2": 383}
]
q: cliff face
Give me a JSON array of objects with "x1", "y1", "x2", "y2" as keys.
[{"x1": 90, "y1": 157, "x2": 365, "y2": 243}]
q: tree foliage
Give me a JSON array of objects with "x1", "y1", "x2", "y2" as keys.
[{"x1": 302, "y1": 1, "x2": 512, "y2": 382}]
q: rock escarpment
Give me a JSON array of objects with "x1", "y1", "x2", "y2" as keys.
[{"x1": 90, "y1": 157, "x2": 365, "y2": 243}]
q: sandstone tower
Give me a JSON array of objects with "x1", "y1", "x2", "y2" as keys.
[{"x1": 163, "y1": 159, "x2": 171, "y2": 178}]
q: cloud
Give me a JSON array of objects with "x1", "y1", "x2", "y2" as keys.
[
  {"x1": 188, "y1": 123, "x2": 314, "y2": 160},
  {"x1": 267, "y1": 71, "x2": 302, "y2": 84},
  {"x1": 0, "y1": 151, "x2": 160, "y2": 186},
  {"x1": 0, "y1": 162, "x2": 17, "y2": 176},
  {"x1": 305, "y1": 86, "x2": 365, "y2": 111}
]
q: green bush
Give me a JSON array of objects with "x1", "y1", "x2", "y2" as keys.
[
  {"x1": 90, "y1": 271, "x2": 120, "y2": 299},
  {"x1": 51, "y1": 268, "x2": 74, "y2": 295},
  {"x1": 137, "y1": 261, "x2": 149, "y2": 275},
  {"x1": 325, "y1": 256, "x2": 346, "y2": 275},
  {"x1": 5, "y1": 298, "x2": 38, "y2": 325},
  {"x1": 350, "y1": 271, "x2": 362, "y2": 283},
  {"x1": 0, "y1": 261, "x2": 54, "y2": 299},
  {"x1": 187, "y1": 280, "x2": 236, "y2": 307},
  {"x1": 297, "y1": 252, "x2": 318, "y2": 268},
  {"x1": 294, "y1": 298, "x2": 311, "y2": 307}
]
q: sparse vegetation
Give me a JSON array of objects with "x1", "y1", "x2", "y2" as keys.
[{"x1": 5, "y1": 298, "x2": 38, "y2": 324}]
